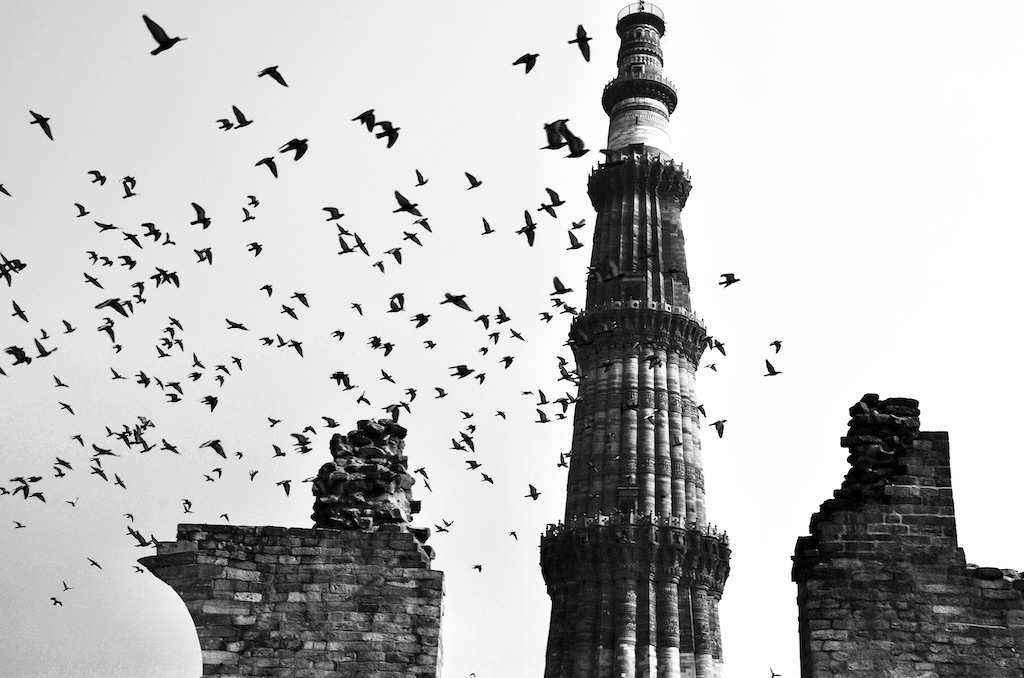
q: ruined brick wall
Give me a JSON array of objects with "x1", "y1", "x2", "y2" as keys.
[
  {"x1": 141, "y1": 524, "x2": 443, "y2": 677},
  {"x1": 792, "y1": 395, "x2": 1024, "y2": 677}
]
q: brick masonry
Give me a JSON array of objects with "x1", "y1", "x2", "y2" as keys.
[
  {"x1": 141, "y1": 524, "x2": 442, "y2": 677},
  {"x1": 792, "y1": 394, "x2": 1024, "y2": 677}
]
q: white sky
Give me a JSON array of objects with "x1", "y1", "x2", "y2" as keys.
[{"x1": 2, "y1": 2, "x2": 1023, "y2": 677}]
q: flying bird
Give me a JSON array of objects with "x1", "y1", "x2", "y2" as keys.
[
  {"x1": 279, "y1": 138, "x2": 308, "y2": 160},
  {"x1": 551, "y1": 277, "x2": 573, "y2": 295},
  {"x1": 770, "y1": 340, "x2": 782, "y2": 353},
  {"x1": 29, "y1": 110, "x2": 53, "y2": 140},
  {"x1": 512, "y1": 53, "x2": 538, "y2": 73},
  {"x1": 258, "y1": 65, "x2": 288, "y2": 87},
  {"x1": 465, "y1": 172, "x2": 483, "y2": 189},
  {"x1": 323, "y1": 207, "x2": 344, "y2": 221},
  {"x1": 569, "y1": 24, "x2": 592, "y2": 62},
  {"x1": 375, "y1": 120, "x2": 399, "y2": 148},
  {"x1": 190, "y1": 203, "x2": 211, "y2": 228},
  {"x1": 764, "y1": 360, "x2": 782, "y2": 377},
  {"x1": 87, "y1": 170, "x2": 106, "y2": 185},
  {"x1": 441, "y1": 293, "x2": 471, "y2": 311},
  {"x1": 393, "y1": 191, "x2": 421, "y2": 217},
  {"x1": 142, "y1": 15, "x2": 186, "y2": 55},
  {"x1": 352, "y1": 109, "x2": 375, "y2": 131},
  {"x1": 719, "y1": 273, "x2": 740, "y2": 287},
  {"x1": 415, "y1": 169, "x2": 428, "y2": 186},
  {"x1": 712, "y1": 420, "x2": 726, "y2": 438},
  {"x1": 255, "y1": 157, "x2": 278, "y2": 178},
  {"x1": 525, "y1": 484, "x2": 541, "y2": 500},
  {"x1": 231, "y1": 105, "x2": 253, "y2": 128}
]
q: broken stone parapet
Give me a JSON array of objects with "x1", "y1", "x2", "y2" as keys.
[{"x1": 311, "y1": 418, "x2": 428, "y2": 544}]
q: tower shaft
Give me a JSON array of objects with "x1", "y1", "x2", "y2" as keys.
[{"x1": 540, "y1": 6, "x2": 729, "y2": 677}]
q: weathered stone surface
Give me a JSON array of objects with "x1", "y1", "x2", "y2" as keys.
[
  {"x1": 141, "y1": 524, "x2": 443, "y2": 677},
  {"x1": 793, "y1": 395, "x2": 1024, "y2": 677},
  {"x1": 311, "y1": 419, "x2": 424, "y2": 538}
]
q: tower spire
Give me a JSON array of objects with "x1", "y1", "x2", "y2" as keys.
[{"x1": 540, "y1": 6, "x2": 730, "y2": 678}]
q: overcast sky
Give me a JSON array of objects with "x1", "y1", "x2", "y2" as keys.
[{"x1": 3, "y1": 2, "x2": 1024, "y2": 677}]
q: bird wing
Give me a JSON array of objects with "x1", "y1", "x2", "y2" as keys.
[{"x1": 142, "y1": 15, "x2": 170, "y2": 44}]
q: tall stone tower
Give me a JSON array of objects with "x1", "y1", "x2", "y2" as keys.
[{"x1": 539, "y1": 4, "x2": 730, "y2": 678}]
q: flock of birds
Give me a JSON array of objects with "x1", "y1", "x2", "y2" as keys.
[{"x1": 2, "y1": 10, "x2": 786, "y2": 677}]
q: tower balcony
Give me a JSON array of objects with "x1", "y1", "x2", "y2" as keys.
[
  {"x1": 617, "y1": 2, "x2": 666, "y2": 35},
  {"x1": 602, "y1": 72, "x2": 678, "y2": 115}
]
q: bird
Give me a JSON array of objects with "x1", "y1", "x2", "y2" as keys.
[
  {"x1": 414, "y1": 169, "x2": 428, "y2": 186},
  {"x1": 375, "y1": 120, "x2": 399, "y2": 147},
  {"x1": 567, "y1": 231, "x2": 583, "y2": 250},
  {"x1": 201, "y1": 440, "x2": 226, "y2": 458},
  {"x1": 323, "y1": 207, "x2": 344, "y2": 221},
  {"x1": 12, "y1": 300, "x2": 29, "y2": 322},
  {"x1": 277, "y1": 479, "x2": 291, "y2": 496},
  {"x1": 517, "y1": 211, "x2": 537, "y2": 246},
  {"x1": 231, "y1": 105, "x2": 253, "y2": 128},
  {"x1": 74, "y1": 203, "x2": 89, "y2": 217},
  {"x1": 541, "y1": 119, "x2": 569, "y2": 150},
  {"x1": 441, "y1": 293, "x2": 472, "y2": 311},
  {"x1": 513, "y1": 53, "x2": 539, "y2": 73},
  {"x1": 225, "y1": 319, "x2": 248, "y2": 330},
  {"x1": 525, "y1": 484, "x2": 541, "y2": 500},
  {"x1": 551, "y1": 276, "x2": 573, "y2": 295},
  {"x1": 201, "y1": 395, "x2": 218, "y2": 411},
  {"x1": 189, "y1": 203, "x2": 211, "y2": 228},
  {"x1": 712, "y1": 420, "x2": 726, "y2": 438},
  {"x1": 393, "y1": 191, "x2": 421, "y2": 216},
  {"x1": 258, "y1": 65, "x2": 288, "y2": 87},
  {"x1": 50, "y1": 597, "x2": 63, "y2": 606},
  {"x1": 87, "y1": 170, "x2": 106, "y2": 185},
  {"x1": 216, "y1": 118, "x2": 233, "y2": 130},
  {"x1": 764, "y1": 360, "x2": 782, "y2": 377},
  {"x1": 719, "y1": 273, "x2": 740, "y2": 287},
  {"x1": 279, "y1": 138, "x2": 308, "y2": 160},
  {"x1": 569, "y1": 24, "x2": 592, "y2": 62},
  {"x1": 472, "y1": 564, "x2": 483, "y2": 572},
  {"x1": 29, "y1": 110, "x2": 53, "y2": 140},
  {"x1": 465, "y1": 172, "x2": 483, "y2": 189},
  {"x1": 87, "y1": 557, "x2": 102, "y2": 569},
  {"x1": 255, "y1": 157, "x2": 278, "y2": 178},
  {"x1": 770, "y1": 340, "x2": 782, "y2": 353},
  {"x1": 480, "y1": 218, "x2": 494, "y2": 235},
  {"x1": 142, "y1": 15, "x2": 186, "y2": 55},
  {"x1": 563, "y1": 126, "x2": 589, "y2": 158},
  {"x1": 352, "y1": 109, "x2": 375, "y2": 131}
]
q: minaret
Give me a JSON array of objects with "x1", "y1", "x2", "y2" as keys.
[{"x1": 540, "y1": 5, "x2": 730, "y2": 678}]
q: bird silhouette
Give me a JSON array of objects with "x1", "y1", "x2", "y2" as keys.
[
  {"x1": 465, "y1": 172, "x2": 483, "y2": 189},
  {"x1": 569, "y1": 25, "x2": 592, "y2": 62},
  {"x1": 770, "y1": 340, "x2": 782, "y2": 353},
  {"x1": 190, "y1": 203, "x2": 211, "y2": 228},
  {"x1": 513, "y1": 53, "x2": 539, "y2": 73},
  {"x1": 525, "y1": 484, "x2": 541, "y2": 500},
  {"x1": 232, "y1": 105, "x2": 253, "y2": 128},
  {"x1": 375, "y1": 121, "x2": 399, "y2": 147},
  {"x1": 712, "y1": 420, "x2": 726, "y2": 438},
  {"x1": 142, "y1": 15, "x2": 186, "y2": 55},
  {"x1": 352, "y1": 109, "x2": 375, "y2": 131},
  {"x1": 279, "y1": 138, "x2": 308, "y2": 160},
  {"x1": 29, "y1": 111, "x2": 53, "y2": 140},
  {"x1": 414, "y1": 169, "x2": 428, "y2": 186},
  {"x1": 393, "y1": 191, "x2": 421, "y2": 217},
  {"x1": 258, "y1": 65, "x2": 288, "y2": 87},
  {"x1": 255, "y1": 157, "x2": 278, "y2": 178},
  {"x1": 764, "y1": 360, "x2": 782, "y2": 377},
  {"x1": 719, "y1": 273, "x2": 740, "y2": 287},
  {"x1": 442, "y1": 293, "x2": 472, "y2": 311},
  {"x1": 541, "y1": 119, "x2": 569, "y2": 150},
  {"x1": 87, "y1": 170, "x2": 106, "y2": 185}
]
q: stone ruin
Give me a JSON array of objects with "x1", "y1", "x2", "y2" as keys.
[{"x1": 311, "y1": 418, "x2": 430, "y2": 547}]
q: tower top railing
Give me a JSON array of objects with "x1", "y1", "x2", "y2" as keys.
[{"x1": 618, "y1": 2, "x2": 664, "y2": 22}]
